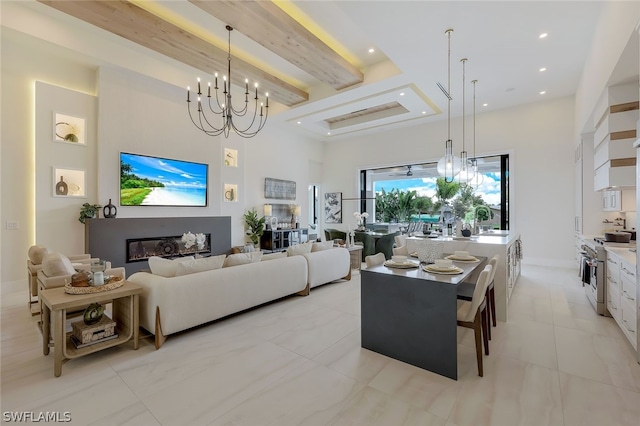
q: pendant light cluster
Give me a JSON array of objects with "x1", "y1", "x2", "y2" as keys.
[{"x1": 436, "y1": 28, "x2": 481, "y2": 184}]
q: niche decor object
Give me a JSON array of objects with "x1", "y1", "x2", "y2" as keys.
[
  {"x1": 53, "y1": 167, "x2": 85, "y2": 198},
  {"x1": 264, "y1": 177, "x2": 296, "y2": 200},
  {"x1": 53, "y1": 112, "x2": 86, "y2": 145},
  {"x1": 224, "y1": 148, "x2": 238, "y2": 167},
  {"x1": 224, "y1": 184, "x2": 238, "y2": 202},
  {"x1": 324, "y1": 192, "x2": 342, "y2": 223}
]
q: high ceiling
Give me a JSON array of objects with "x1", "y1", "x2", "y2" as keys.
[{"x1": 10, "y1": 1, "x2": 620, "y2": 139}]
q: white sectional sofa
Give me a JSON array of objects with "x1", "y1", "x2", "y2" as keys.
[{"x1": 129, "y1": 246, "x2": 351, "y2": 349}]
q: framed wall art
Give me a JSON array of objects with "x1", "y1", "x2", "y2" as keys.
[
  {"x1": 53, "y1": 167, "x2": 86, "y2": 198},
  {"x1": 264, "y1": 177, "x2": 296, "y2": 200},
  {"x1": 53, "y1": 112, "x2": 86, "y2": 145},
  {"x1": 324, "y1": 192, "x2": 342, "y2": 223}
]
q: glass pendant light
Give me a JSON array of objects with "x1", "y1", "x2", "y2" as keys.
[
  {"x1": 469, "y1": 79, "x2": 484, "y2": 187},
  {"x1": 457, "y1": 58, "x2": 475, "y2": 183},
  {"x1": 437, "y1": 29, "x2": 461, "y2": 182}
]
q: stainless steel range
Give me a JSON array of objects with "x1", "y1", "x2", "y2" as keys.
[{"x1": 581, "y1": 239, "x2": 608, "y2": 316}]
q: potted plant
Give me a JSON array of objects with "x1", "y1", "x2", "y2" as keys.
[
  {"x1": 79, "y1": 203, "x2": 101, "y2": 224},
  {"x1": 243, "y1": 209, "x2": 265, "y2": 247}
]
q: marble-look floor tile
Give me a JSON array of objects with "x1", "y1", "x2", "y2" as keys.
[
  {"x1": 487, "y1": 318, "x2": 558, "y2": 369},
  {"x1": 313, "y1": 329, "x2": 390, "y2": 384},
  {"x1": 448, "y1": 355, "x2": 563, "y2": 426},
  {"x1": 327, "y1": 386, "x2": 446, "y2": 426},
  {"x1": 552, "y1": 299, "x2": 622, "y2": 338},
  {"x1": 140, "y1": 341, "x2": 307, "y2": 425},
  {"x1": 368, "y1": 359, "x2": 463, "y2": 420},
  {"x1": 271, "y1": 308, "x2": 360, "y2": 358},
  {"x1": 210, "y1": 360, "x2": 365, "y2": 426},
  {"x1": 88, "y1": 401, "x2": 161, "y2": 426},
  {"x1": 507, "y1": 293, "x2": 554, "y2": 325},
  {"x1": 559, "y1": 372, "x2": 640, "y2": 426},
  {"x1": 555, "y1": 326, "x2": 640, "y2": 392}
]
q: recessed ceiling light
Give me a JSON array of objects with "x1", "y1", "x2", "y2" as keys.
[
  {"x1": 539, "y1": 91, "x2": 546, "y2": 95},
  {"x1": 539, "y1": 67, "x2": 547, "y2": 72},
  {"x1": 399, "y1": 92, "x2": 405, "y2": 96},
  {"x1": 327, "y1": 132, "x2": 331, "y2": 135},
  {"x1": 422, "y1": 111, "x2": 427, "y2": 114},
  {"x1": 539, "y1": 33, "x2": 548, "y2": 39},
  {"x1": 483, "y1": 103, "x2": 488, "y2": 107},
  {"x1": 368, "y1": 48, "x2": 375, "y2": 53},
  {"x1": 297, "y1": 121, "x2": 301, "y2": 124}
]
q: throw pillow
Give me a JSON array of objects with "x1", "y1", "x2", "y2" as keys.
[
  {"x1": 175, "y1": 255, "x2": 227, "y2": 276},
  {"x1": 261, "y1": 252, "x2": 287, "y2": 262},
  {"x1": 311, "y1": 241, "x2": 334, "y2": 252},
  {"x1": 223, "y1": 252, "x2": 263, "y2": 267},
  {"x1": 286, "y1": 242, "x2": 313, "y2": 257},
  {"x1": 42, "y1": 252, "x2": 75, "y2": 277},
  {"x1": 148, "y1": 256, "x2": 195, "y2": 278},
  {"x1": 28, "y1": 245, "x2": 49, "y2": 265}
]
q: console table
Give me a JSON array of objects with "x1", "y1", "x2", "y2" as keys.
[
  {"x1": 261, "y1": 228, "x2": 308, "y2": 252},
  {"x1": 40, "y1": 281, "x2": 142, "y2": 377}
]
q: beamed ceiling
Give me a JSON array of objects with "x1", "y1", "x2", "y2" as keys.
[{"x1": 37, "y1": 0, "x2": 332, "y2": 106}]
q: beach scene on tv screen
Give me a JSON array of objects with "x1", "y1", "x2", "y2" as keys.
[{"x1": 120, "y1": 153, "x2": 207, "y2": 206}]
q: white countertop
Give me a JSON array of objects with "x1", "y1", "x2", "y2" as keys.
[
  {"x1": 604, "y1": 246, "x2": 637, "y2": 266},
  {"x1": 408, "y1": 233, "x2": 519, "y2": 246}
]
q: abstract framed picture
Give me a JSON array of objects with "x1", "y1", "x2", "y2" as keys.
[
  {"x1": 53, "y1": 112, "x2": 86, "y2": 145},
  {"x1": 53, "y1": 167, "x2": 86, "y2": 198},
  {"x1": 324, "y1": 192, "x2": 342, "y2": 223},
  {"x1": 264, "y1": 177, "x2": 296, "y2": 200}
]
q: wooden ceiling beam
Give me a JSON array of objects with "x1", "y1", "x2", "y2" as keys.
[
  {"x1": 189, "y1": 0, "x2": 364, "y2": 90},
  {"x1": 37, "y1": 0, "x2": 308, "y2": 106}
]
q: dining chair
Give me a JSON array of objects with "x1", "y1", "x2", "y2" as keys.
[
  {"x1": 354, "y1": 232, "x2": 376, "y2": 261},
  {"x1": 364, "y1": 252, "x2": 386, "y2": 268},
  {"x1": 457, "y1": 264, "x2": 492, "y2": 377},
  {"x1": 375, "y1": 232, "x2": 399, "y2": 260},
  {"x1": 456, "y1": 255, "x2": 499, "y2": 339},
  {"x1": 394, "y1": 234, "x2": 408, "y2": 248}
]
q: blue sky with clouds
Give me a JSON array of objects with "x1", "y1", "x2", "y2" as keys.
[{"x1": 374, "y1": 173, "x2": 502, "y2": 206}]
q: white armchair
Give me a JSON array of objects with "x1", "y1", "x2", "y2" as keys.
[{"x1": 27, "y1": 245, "x2": 95, "y2": 315}]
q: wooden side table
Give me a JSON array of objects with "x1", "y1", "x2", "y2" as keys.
[
  {"x1": 40, "y1": 281, "x2": 143, "y2": 377},
  {"x1": 346, "y1": 245, "x2": 363, "y2": 271}
]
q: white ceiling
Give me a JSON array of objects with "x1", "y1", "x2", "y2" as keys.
[{"x1": 6, "y1": 1, "x2": 628, "y2": 141}]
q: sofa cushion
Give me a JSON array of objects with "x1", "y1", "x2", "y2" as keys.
[
  {"x1": 42, "y1": 252, "x2": 75, "y2": 277},
  {"x1": 224, "y1": 252, "x2": 263, "y2": 267},
  {"x1": 148, "y1": 256, "x2": 194, "y2": 278},
  {"x1": 311, "y1": 241, "x2": 334, "y2": 252},
  {"x1": 28, "y1": 245, "x2": 49, "y2": 265},
  {"x1": 287, "y1": 242, "x2": 313, "y2": 257},
  {"x1": 175, "y1": 255, "x2": 227, "y2": 276},
  {"x1": 262, "y1": 252, "x2": 287, "y2": 262}
]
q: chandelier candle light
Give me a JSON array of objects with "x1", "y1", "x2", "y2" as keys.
[{"x1": 187, "y1": 25, "x2": 268, "y2": 138}]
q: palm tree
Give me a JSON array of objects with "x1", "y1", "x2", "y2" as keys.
[{"x1": 434, "y1": 177, "x2": 460, "y2": 222}]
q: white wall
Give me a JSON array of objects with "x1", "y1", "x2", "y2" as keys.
[{"x1": 323, "y1": 97, "x2": 576, "y2": 266}]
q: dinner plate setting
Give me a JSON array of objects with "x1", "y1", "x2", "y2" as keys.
[
  {"x1": 445, "y1": 255, "x2": 480, "y2": 263},
  {"x1": 384, "y1": 260, "x2": 420, "y2": 269},
  {"x1": 422, "y1": 264, "x2": 464, "y2": 275}
]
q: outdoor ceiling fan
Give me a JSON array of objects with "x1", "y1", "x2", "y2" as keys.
[{"x1": 388, "y1": 165, "x2": 417, "y2": 177}]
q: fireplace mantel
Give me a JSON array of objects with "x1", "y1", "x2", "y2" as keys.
[{"x1": 85, "y1": 216, "x2": 231, "y2": 275}]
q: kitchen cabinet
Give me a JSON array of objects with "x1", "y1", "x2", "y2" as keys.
[
  {"x1": 605, "y1": 248, "x2": 637, "y2": 351},
  {"x1": 602, "y1": 190, "x2": 621, "y2": 211}
]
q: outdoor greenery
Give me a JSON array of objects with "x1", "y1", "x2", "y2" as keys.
[
  {"x1": 374, "y1": 177, "x2": 494, "y2": 226},
  {"x1": 243, "y1": 209, "x2": 265, "y2": 246}
]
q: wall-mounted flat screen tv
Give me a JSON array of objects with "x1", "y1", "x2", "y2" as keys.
[{"x1": 120, "y1": 152, "x2": 208, "y2": 207}]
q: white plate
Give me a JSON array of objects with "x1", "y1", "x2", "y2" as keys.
[
  {"x1": 384, "y1": 260, "x2": 419, "y2": 269},
  {"x1": 423, "y1": 265, "x2": 463, "y2": 275},
  {"x1": 446, "y1": 255, "x2": 479, "y2": 262}
]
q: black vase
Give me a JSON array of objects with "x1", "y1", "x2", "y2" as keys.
[{"x1": 103, "y1": 199, "x2": 117, "y2": 218}]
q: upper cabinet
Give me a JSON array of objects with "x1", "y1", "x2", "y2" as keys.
[{"x1": 593, "y1": 82, "x2": 638, "y2": 191}]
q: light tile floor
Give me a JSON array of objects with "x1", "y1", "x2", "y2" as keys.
[{"x1": 2, "y1": 265, "x2": 640, "y2": 425}]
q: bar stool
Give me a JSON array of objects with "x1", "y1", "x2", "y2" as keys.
[{"x1": 457, "y1": 255, "x2": 499, "y2": 339}]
